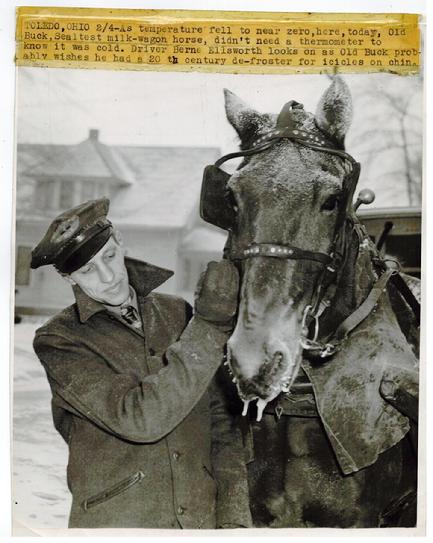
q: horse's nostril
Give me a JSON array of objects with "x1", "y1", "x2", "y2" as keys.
[{"x1": 272, "y1": 351, "x2": 284, "y2": 366}]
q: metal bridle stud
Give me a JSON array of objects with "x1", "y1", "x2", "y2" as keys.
[{"x1": 242, "y1": 244, "x2": 295, "y2": 258}]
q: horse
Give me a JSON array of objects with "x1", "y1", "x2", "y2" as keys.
[{"x1": 201, "y1": 77, "x2": 419, "y2": 528}]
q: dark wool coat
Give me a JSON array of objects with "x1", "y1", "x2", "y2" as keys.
[{"x1": 33, "y1": 258, "x2": 252, "y2": 529}]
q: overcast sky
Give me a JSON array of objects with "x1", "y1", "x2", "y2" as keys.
[{"x1": 16, "y1": 69, "x2": 339, "y2": 149}]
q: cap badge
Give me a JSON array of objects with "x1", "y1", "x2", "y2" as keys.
[{"x1": 51, "y1": 215, "x2": 80, "y2": 244}]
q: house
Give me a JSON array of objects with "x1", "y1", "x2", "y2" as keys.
[
  {"x1": 177, "y1": 200, "x2": 228, "y2": 301},
  {"x1": 15, "y1": 129, "x2": 223, "y2": 314}
]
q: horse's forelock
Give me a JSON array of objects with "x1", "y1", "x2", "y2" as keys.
[{"x1": 238, "y1": 112, "x2": 275, "y2": 150}]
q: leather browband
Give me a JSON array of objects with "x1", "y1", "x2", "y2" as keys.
[{"x1": 231, "y1": 242, "x2": 332, "y2": 266}]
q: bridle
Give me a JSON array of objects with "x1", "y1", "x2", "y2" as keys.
[{"x1": 200, "y1": 100, "x2": 420, "y2": 359}]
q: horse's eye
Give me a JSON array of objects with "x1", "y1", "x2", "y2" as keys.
[{"x1": 321, "y1": 195, "x2": 339, "y2": 212}]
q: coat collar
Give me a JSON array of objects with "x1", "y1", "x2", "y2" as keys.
[{"x1": 73, "y1": 257, "x2": 174, "y2": 323}]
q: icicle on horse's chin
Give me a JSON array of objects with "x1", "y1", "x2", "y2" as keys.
[{"x1": 204, "y1": 77, "x2": 418, "y2": 527}]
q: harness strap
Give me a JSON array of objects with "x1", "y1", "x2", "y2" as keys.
[
  {"x1": 390, "y1": 273, "x2": 421, "y2": 326},
  {"x1": 214, "y1": 140, "x2": 275, "y2": 168},
  {"x1": 332, "y1": 267, "x2": 395, "y2": 342},
  {"x1": 215, "y1": 129, "x2": 356, "y2": 169},
  {"x1": 301, "y1": 268, "x2": 396, "y2": 358}
]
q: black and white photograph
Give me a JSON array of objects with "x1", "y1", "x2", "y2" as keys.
[{"x1": 11, "y1": 62, "x2": 423, "y2": 535}]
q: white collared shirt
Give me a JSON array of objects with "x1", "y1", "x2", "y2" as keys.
[{"x1": 104, "y1": 286, "x2": 142, "y2": 328}]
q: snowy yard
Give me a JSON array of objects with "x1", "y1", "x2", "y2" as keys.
[{"x1": 13, "y1": 319, "x2": 70, "y2": 533}]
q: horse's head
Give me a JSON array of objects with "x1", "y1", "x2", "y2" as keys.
[{"x1": 219, "y1": 78, "x2": 356, "y2": 417}]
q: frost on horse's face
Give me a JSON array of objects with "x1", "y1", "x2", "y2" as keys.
[{"x1": 224, "y1": 80, "x2": 353, "y2": 415}]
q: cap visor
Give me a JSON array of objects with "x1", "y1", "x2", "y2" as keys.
[{"x1": 57, "y1": 226, "x2": 112, "y2": 274}]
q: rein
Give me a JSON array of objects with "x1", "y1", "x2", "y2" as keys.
[{"x1": 212, "y1": 101, "x2": 419, "y2": 359}]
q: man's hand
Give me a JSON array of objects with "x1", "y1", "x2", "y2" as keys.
[
  {"x1": 194, "y1": 260, "x2": 239, "y2": 326},
  {"x1": 380, "y1": 365, "x2": 418, "y2": 423}
]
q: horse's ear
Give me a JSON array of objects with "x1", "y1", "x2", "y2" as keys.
[
  {"x1": 224, "y1": 89, "x2": 268, "y2": 146},
  {"x1": 315, "y1": 76, "x2": 353, "y2": 147}
]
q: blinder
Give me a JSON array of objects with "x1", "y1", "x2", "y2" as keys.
[{"x1": 200, "y1": 165, "x2": 235, "y2": 231}]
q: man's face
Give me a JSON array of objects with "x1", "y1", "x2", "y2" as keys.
[{"x1": 69, "y1": 236, "x2": 130, "y2": 306}]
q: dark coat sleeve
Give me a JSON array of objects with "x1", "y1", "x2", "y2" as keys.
[
  {"x1": 209, "y1": 370, "x2": 253, "y2": 528},
  {"x1": 34, "y1": 316, "x2": 229, "y2": 443}
]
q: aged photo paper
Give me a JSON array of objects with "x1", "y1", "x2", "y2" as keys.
[{"x1": 10, "y1": 2, "x2": 425, "y2": 538}]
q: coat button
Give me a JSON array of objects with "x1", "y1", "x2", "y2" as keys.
[
  {"x1": 172, "y1": 451, "x2": 180, "y2": 461},
  {"x1": 177, "y1": 506, "x2": 185, "y2": 515},
  {"x1": 148, "y1": 348, "x2": 155, "y2": 356}
]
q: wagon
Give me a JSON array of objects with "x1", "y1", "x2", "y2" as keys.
[{"x1": 358, "y1": 206, "x2": 421, "y2": 279}]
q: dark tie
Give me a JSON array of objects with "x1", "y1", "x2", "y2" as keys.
[{"x1": 120, "y1": 305, "x2": 142, "y2": 329}]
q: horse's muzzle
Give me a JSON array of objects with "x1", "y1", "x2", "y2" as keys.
[{"x1": 228, "y1": 347, "x2": 300, "y2": 419}]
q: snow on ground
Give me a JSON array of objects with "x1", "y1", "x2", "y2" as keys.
[{"x1": 13, "y1": 319, "x2": 71, "y2": 531}]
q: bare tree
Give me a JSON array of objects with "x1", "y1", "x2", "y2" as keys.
[{"x1": 348, "y1": 76, "x2": 422, "y2": 207}]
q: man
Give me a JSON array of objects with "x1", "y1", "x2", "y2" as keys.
[{"x1": 31, "y1": 198, "x2": 252, "y2": 529}]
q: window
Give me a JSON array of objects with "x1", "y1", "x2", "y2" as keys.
[
  {"x1": 59, "y1": 181, "x2": 75, "y2": 209},
  {"x1": 36, "y1": 178, "x2": 76, "y2": 210},
  {"x1": 80, "y1": 181, "x2": 114, "y2": 201},
  {"x1": 81, "y1": 181, "x2": 96, "y2": 201},
  {"x1": 35, "y1": 179, "x2": 56, "y2": 209},
  {"x1": 36, "y1": 178, "x2": 114, "y2": 210},
  {"x1": 15, "y1": 246, "x2": 32, "y2": 286}
]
